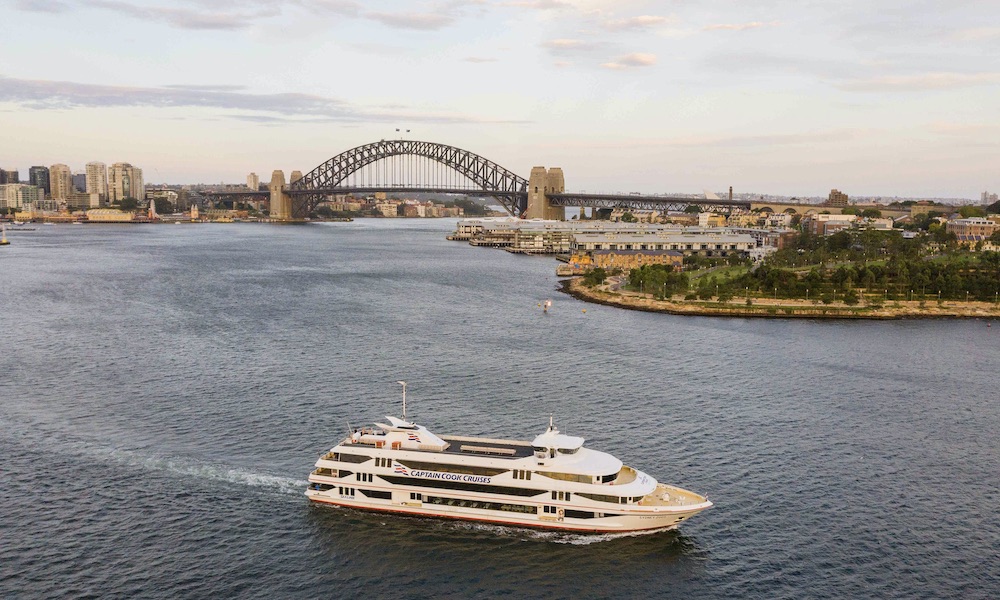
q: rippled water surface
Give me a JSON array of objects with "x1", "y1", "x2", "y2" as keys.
[{"x1": 2, "y1": 221, "x2": 999, "y2": 599}]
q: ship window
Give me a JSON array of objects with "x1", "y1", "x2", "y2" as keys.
[
  {"x1": 565, "y1": 509, "x2": 595, "y2": 519},
  {"x1": 425, "y1": 495, "x2": 535, "y2": 515},
  {"x1": 362, "y1": 489, "x2": 391, "y2": 500},
  {"x1": 410, "y1": 493, "x2": 423, "y2": 501},
  {"x1": 537, "y1": 471, "x2": 592, "y2": 484},
  {"x1": 381, "y1": 475, "x2": 543, "y2": 497},
  {"x1": 600, "y1": 472, "x2": 618, "y2": 484},
  {"x1": 557, "y1": 448, "x2": 579, "y2": 455},
  {"x1": 577, "y1": 492, "x2": 625, "y2": 504},
  {"x1": 551, "y1": 491, "x2": 557, "y2": 500},
  {"x1": 335, "y1": 453, "x2": 371, "y2": 464}
]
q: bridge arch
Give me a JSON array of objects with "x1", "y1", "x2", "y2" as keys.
[{"x1": 288, "y1": 140, "x2": 529, "y2": 217}]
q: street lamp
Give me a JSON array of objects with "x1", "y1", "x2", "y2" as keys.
[{"x1": 806, "y1": 288, "x2": 809, "y2": 301}]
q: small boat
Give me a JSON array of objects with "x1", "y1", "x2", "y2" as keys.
[
  {"x1": 306, "y1": 383, "x2": 712, "y2": 533},
  {"x1": 1, "y1": 223, "x2": 9, "y2": 246}
]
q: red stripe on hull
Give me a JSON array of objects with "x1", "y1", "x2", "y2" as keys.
[{"x1": 307, "y1": 496, "x2": 677, "y2": 534}]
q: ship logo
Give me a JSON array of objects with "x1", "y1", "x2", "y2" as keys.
[
  {"x1": 407, "y1": 433, "x2": 421, "y2": 442},
  {"x1": 393, "y1": 464, "x2": 409, "y2": 476}
]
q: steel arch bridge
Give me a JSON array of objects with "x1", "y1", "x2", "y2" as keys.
[{"x1": 287, "y1": 140, "x2": 529, "y2": 218}]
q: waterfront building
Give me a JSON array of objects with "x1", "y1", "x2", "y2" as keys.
[
  {"x1": 86, "y1": 162, "x2": 108, "y2": 201},
  {"x1": 86, "y1": 208, "x2": 134, "y2": 222},
  {"x1": 49, "y1": 164, "x2": 73, "y2": 201},
  {"x1": 247, "y1": 172, "x2": 260, "y2": 190},
  {"x1": 568, "y1": 249, "x2": 684, "y2": 272},
  {"x1": 66, "y1": 192, "x2": 101, "y2": 210},
  {"x1": 571, "y1": 232, "x2": 756, "y2": 258},
  {"x1": 29, "y1": 166, "x2": 50, "y2": 195},
  {"x1": 376, "y1": 202, "x2": 398, "y2": 217},
  {"x1": 109, "y1": 163, "x2": 145, "y2": 203}
]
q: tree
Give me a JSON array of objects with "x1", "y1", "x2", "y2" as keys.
[
  {"x1": 861, "y1": 208, "x2": 882, "y2": 218},
  {"x1": 959, "y1": 205, "x2": 986, "y2": 218},
  {"x1": 620, "y1": 212, "x2": 638, "y2": 223},
  {"x1": 990, "y1": 230, "x2": 1000, "y2": 244},
  {"x1": 684, "y1": 205, "x2": 701, "y2": 214},
  {"x1": 583, "y1": 267, "x2": 607, "y2": 287},
  {"x1": 841, "y1": 206, "x2": 858, "y2": 215},
  {"x1": 153, "y1": 198, "x2": 174, "y2": 215},
  {"x1": 119, "y1": 197, "x2": 138, "y2": 211}
]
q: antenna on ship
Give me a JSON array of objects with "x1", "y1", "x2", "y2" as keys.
[{"x1": 397, "y1": 381, "x2": 407, "y2": 420}]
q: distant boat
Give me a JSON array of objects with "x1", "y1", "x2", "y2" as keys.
[
  {"x1": 543, "y1": 299, "x2": 552, "y2": 313},
  {"x1": 1, "y1": 223, "x2": 9, "y2": 246}
]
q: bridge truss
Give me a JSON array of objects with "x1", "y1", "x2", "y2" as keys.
[{"x1": 288, "y1": 140, "x2": 529, "y2": 218}]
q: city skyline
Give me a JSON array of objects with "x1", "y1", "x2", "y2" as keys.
[{"x1": 1, "y1": 0, "x2": 998, "y2": 198}]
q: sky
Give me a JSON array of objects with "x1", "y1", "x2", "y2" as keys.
[{"x1": 1, "y1": 0, "x2": 998, "y2": 198}]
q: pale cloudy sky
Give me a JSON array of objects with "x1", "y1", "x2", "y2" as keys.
[{"x1": 1, "y1": 0, "x2": 998, "y2": 197}]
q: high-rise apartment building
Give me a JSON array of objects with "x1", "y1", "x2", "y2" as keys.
[
  {"x1": 109, "y1": 162, "x2": 145, "y2": 203},
  {"x1": 0, "y1": 169, "x2": 19, "y2": 184},
  {"x1": 247, "y1": 172, "x2": 260, "y2": 190},
  {"x1": 50, "y1": 164, "x2": 73, "y2": 201},
  {"x1": 86, "y1": 162, "x2": 108, "y2": 202},
  {"x1": 72, "y1": 173, "x2": 86, "y2": 192},
  {"x1": 0, "y1": 184, "x2": 44, "y2": 211},
  {"x1": 29, "y1": 166, "x2": 50, "y2": 195}
]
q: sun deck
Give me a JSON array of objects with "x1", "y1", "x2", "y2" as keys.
[
  {"x1": 439, "y1": 435, "x2": 535, "y2": 459},
  {"x1": 638, "y1": 484, "x2": 709, "y2": 508}
]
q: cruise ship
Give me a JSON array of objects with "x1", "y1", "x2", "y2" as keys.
[{"x1": 306, "y1": 391, "x2": 712, "y2": 533}]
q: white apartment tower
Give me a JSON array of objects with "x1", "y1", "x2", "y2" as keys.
[
  {"x1": 49, "y1": 163, "x2": 73, "y2": 201},
  {"x1": 109, "y1": 162, "x2": 145, "y2": 203},
  {"x1": 86, "y1": 162, "x2": 108, "y2": 201},
  {"x1": 247, "y1": 172, "x2": 260, "y2": 190}
]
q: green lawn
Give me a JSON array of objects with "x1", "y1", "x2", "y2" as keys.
[{"x1": 689, "y1": 265, "x2": 750, "y2": 284}]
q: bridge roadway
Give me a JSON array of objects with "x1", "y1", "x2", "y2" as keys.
[{"x1": 203, "y1": 188, "x2": 750, "y2": 214}]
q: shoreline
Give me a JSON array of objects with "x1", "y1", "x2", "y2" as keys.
[{"x1": 559, "y1": 278, "x2": 1000, "y2": 320}]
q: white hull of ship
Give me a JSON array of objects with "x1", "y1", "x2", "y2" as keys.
[{"x1": 305, "y1": 488, "x2": 710, "y2": 533}]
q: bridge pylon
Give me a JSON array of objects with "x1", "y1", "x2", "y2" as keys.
[
  {"x1": 525, "y1": 166, "x2": 565, "y2": 220},
  {"x1": 269, "y1": 170, "x2": 292, "y2": 220}
]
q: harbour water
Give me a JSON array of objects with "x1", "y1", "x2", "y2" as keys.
[{"x1": 2, "y1": 220, "x2": 998, "y2": 599}]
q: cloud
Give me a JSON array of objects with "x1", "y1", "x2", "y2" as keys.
[
  {"x1": 604, "y1": 15, "x2": 669, "y2": 31},
  {"x1": 601, "y1": 52, "x2": 656, "y2": 69},
  {"x1": 540, "y1": 38, "x2": 601, "y2": 56},
  {"x1": 952, "y1": 27, "x2": 1000, "y2": 41},
  {"x1": 838, "y1": 72, "x2": 1000, "y2": 92},
  {"x1": 463, "y1": 57, "x2": 498, "y2": 63},
  {"x1": 15, "y1": 0, "x2": 70, "y2": 12},
  {"x1": 164, "y1": 84, "x2": 248, "y2": 92},
  {"x1": 366, "y1": 11, "x2": 454, "y2": 30},
  {"x1": 501, "y1": 0, "x2": 571, "y2": 9},
  {"x1": 83, "y1": 0, "x2": 271, "y2": 31},
  {"x1": 0, "y1": 75, "x2": 515, "y2": 124},
  {"x1": 703, "y1": 21, "x2": 780, "y2": 32}
]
